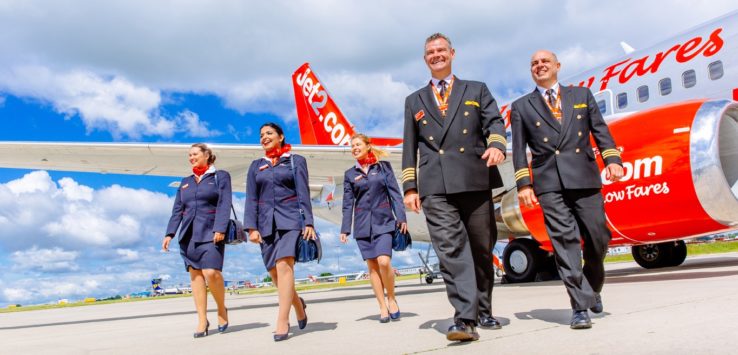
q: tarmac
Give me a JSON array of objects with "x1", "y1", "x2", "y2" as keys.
[{"x1": 2, "y1": 252, "x2": 738, "y2": 355}]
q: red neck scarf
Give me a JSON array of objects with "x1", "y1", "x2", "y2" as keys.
[
  {"x1": 357, "y1": 151, "x2": 378, "y2": 167},
  {"x1": 266, "y1": 144, "x2": 292, "y2": 165},
  {"x1": 192, "y1": 165, "x2": 209, "y2": 176}
]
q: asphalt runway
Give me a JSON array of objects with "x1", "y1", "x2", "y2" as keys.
[{"x1": 3, "y1": 252, "x2": 738, "y2": 354}]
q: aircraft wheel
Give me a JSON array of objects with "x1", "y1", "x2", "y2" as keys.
[
  {"x1": 425, "y1": 275, "x2": 434, "y2": 284},
  {"x1": 632, "y1": 243, "x2": 670, "y2": 269},
  {"x1": 503, "y1": 238, "x2": 544, "y2": 283},
  {"x1": 665, "y1": 240, "x2": 687, "y2": 267}
]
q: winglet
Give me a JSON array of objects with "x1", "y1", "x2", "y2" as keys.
[{"x1": 620, "y1": 41, "x2": 635, "y2": 54}]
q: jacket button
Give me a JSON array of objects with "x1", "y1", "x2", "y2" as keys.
[
  {"x1": 439, "y1": 149, "x2": 444, "y2": 155},
  {"x1": 464, "y1": 111, "x2": 469, "y2": 116},
  {"x1": 429, "y1": 136, "x2": 434, "y2": 141},
  {"x1": 536, "y1": 121, "x2": 541, "y2": 127},
  {"x1": 555, "y1": 150, "x2": 560, "y2": 155},
  {"x1": 463, "y1": 129, "x2": 468, "y2": 134},
  {"x1": 423, "y1": 120, "x2": 427, "y2": 125},
  {"x1": 543, "y1": 137, "x2": 549, "y2": 143},
  {"x1": 576, "y1": 148, "x2": 581, "y2": 153},
  {"x1": 577, "y1": 114, "x2": 582, "y2": 120},
  {"x1": 578, "y1": 131, "x2": 582, "y2": 137},
  {"x1": 459, "y1": 147, "x2": 465, "y2": 153}
]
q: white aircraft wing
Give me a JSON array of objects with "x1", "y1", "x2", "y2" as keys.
[{"x1": 0, "y1": 141, "x2": 403, "y2": 192}]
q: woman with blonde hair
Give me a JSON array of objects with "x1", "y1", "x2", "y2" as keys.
[
  {"x1": 163, "y1": 143, "x2": 231, "y2": 337},
  {"x1": 340, "y1": 133, "x2": 407, "y2": 322}
]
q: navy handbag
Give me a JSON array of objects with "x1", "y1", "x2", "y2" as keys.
[
  {"x1": 380, "y1": 162, "x2": 412, "y2": 251},
  {"x1": 291, "y1": 156, "x2": 322, "y2": 263},
  {"x1": 224, "y1": 206, "x2": 246, "y2": 245},
  {"x1": 296, "y1": 236, "x2": 322, "y2": 263},
  {"x1": 214, "y1": 172, "x2": 246, "y2": 245}
]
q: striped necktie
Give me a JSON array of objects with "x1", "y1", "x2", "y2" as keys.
[{"x1": 438, "y1": 80, "x2": 447, "y2": 98}]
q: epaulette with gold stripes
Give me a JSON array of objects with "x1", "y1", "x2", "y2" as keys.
[
  {"x1": 487, "y1": 134, "x2": 507, "y2": 146},
  {"x1": 601, "y1": 148, "x2": 621, "y2": 159},
  {"x1": 401, "y1": 168, "x2": 416, "y2": 184},
  {"x1": 514, "y1": 168, "x2": 530, "y2": 181}
]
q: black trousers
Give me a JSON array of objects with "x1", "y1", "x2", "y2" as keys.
[
  {"x1": 537, "y1": 188, "x2": 611, "y2": 311},
  {"x1": 421, "y1": 191, "x2": 497, "y2": 324}
]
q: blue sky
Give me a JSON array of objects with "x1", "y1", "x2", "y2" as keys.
[{"x1": 1, "y1": 1, "x2": 737, "y2": 307}]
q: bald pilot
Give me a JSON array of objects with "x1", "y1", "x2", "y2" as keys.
[{"x1": 510, "y1": 50, "x2": 624, "y2": 329}]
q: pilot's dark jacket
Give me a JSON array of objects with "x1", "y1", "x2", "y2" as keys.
[
  {"x1": 401, "y1": 77, "x2": 506, "y2": 196},
  {"x1": 244, "y1": 154, "x2": 314, "y2": 236},
  {"x1": 341, "y1": 160, "x2": 406, "y2": 238},
  {"x1": 165, "y1": 170, "x2": 232, "y2": 242},
  {"x1": 510, "y1": 85, "x2": 622, "y2": 193}
]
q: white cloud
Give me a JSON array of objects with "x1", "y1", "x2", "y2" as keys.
[
  {"x1": 0, "y1": 171, "x2": 172, "y2": 250},
  {"x1": 2, "y1": 288, "x2": 32, "y2": 303},
  {"x1": 0, "y1": 66, "x2": 220, "y2": 139},
  {"x1": 58, "y1": 177, "x2": 93, "y2": 202},
  {"x1": 11, "y1": 246, "x2": 79, "y2": 272},
  {"x1": 176, "y1": 110, "x2": 220, "y2": 138},
  {"x1": 321, "y1": 72, "x2": 414, "y2": 137},
  {"x1": 5, "y1": 170, "x2": 55, "y2": 194},
  {"x1": 1, "y1": 1, "x2": 735, "y2": 132},
  {"x1": 116, "y1": 248, "x2": 140, "y2": 261}
]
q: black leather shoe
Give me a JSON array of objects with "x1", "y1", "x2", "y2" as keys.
[
  {"x1": 570, "y1": 310, "x2": 592, "y2": 329},
  {"x1": 274, "y1": 323, "x2": 290, "y2": 341},
  {"x1": 478, "y1": 316, "x2": 502, "y2": 329},
  {"x1": 590, "y1": 294, "x2": 603, "y2": 314},
  {"x1": 273, "y1": 333, "x2": 289, "y2": 342},
  {"x1": 298, "y1": 297, "x2": 308, "y2": 329},
  {"x1": 446, "y1": 322, "x2": 480, "y2": 342},
  {"x1": 193, "y1": 320, "x2": 209, "y2": 338}
]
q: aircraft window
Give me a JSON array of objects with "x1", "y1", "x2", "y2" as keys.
[
  {"x1": 597, "y1": 99, "x2": 606, "y2": 114},
  {"x1": 682, "y1": 69, "x2": 696, "y2": 88},
  {"x1": 659, "y1": 78, "x2": 672, "y2": 96},
  {"x1": 616, "y1": 92, "x2": 628, "y2": 109},
  {"x1": 709, "y1": 60, "x2": 724, "y2": 80},
  {"x1": 637, "y1": 85, "x2": 649, "y2": 103}
]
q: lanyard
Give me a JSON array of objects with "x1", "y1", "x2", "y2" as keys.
[{"x1": 431, "y1": 77, "x2": 454, "y2": 116}]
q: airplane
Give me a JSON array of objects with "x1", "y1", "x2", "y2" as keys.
[
  {"x1": 1, "y1": 11, "x2": 737, "y2": 285},
  {"x1": 289, "y1": 12, "x2": 738, "y2": 282}
]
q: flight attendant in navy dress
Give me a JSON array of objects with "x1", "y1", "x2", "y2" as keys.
[
  {"x1": 244, "y1": 123, "x2": 314, "y2": 341},
  {"x1": 163, "y1": 143, "x2": 231, "y2": 338},
  {"x1": 340, "y1": 134, "x2": 407, "y2": 323}
]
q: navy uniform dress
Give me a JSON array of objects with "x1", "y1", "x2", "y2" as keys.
[
  {"x1": 244, "y1": 154, "x2": 314, "y2": 271},
  {"x1": 341, "y1": 161, "x2": 406, "y2": 260},
  {"x1": 165, "y1": 169, "x2": 232, "y2": 271}
]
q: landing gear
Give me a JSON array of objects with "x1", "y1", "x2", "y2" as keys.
[
  {"x1": 418, "y1": 244, "x2": 441, "y2": 285},
  {"x1": 632, "y1": 240, "x2": 687, "y2": 269},
  {"x1": 502, "y1": 238, "x2": 546, "y2": 283}
]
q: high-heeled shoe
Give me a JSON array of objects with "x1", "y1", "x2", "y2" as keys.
[
  {"x1": 218, "y1": 308, "x2": 229, "y2": 333},
  {"x1": 298, "y1": 297, "x2": 308, "y2": 330},
  {"x1": 389, "y1": 301, "x2": 401, "y2": 320},
  {"x1": 379, "y1": 315, "x2": 390, "y2": 323},
  {"x1": 193, "y1": 320, "x2": 209, "y2": 338},
  {"x1": 274, "y1": 323, "x2": 290, "y2": 342}
]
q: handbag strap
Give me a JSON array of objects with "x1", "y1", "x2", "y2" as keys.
[
  {"x1": 213, "y1": 171, "x2": 239, "y2": 221},
  {"x1": 289, "y1": 155, "x2": 307, "y2": 230},
  {"x1": 378, "y1": 161, "x2": 399, "y2": 220}
]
